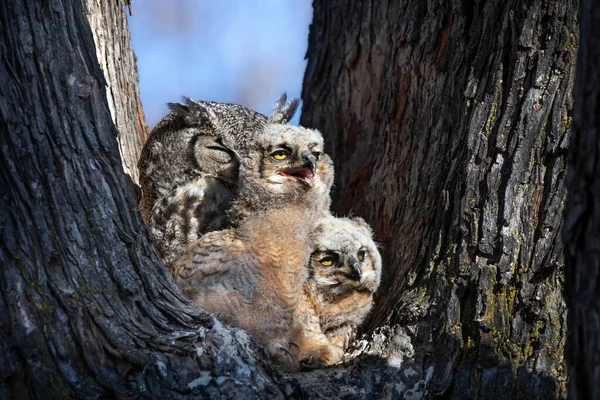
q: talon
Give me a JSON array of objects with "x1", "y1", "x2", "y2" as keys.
[
  {"x1": 300, "y1": 360, "x2": 320, "y2": 370},
  {"x1": 288, "y1": 341, "x2": 300, "y2": 355},
  {"x1": 278, "y1": 345, "x2": 294, "y2": 359},
  {"x1": 267, "y1": 341, "x2": 299, "y2": 371}
]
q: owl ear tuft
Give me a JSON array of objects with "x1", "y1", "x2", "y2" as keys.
[
  {"x1": 168, "y1": 97, "x2": 220, "y2": 130},
  {"x1": 268, "y1": 92, "x2": 300, "y2": 124}
]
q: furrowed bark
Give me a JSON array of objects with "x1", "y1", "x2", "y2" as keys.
[
  {"x1": 84, "y1": 0, "x2": 149, "y2": 183},
  {"x1": 564, "y1": 0, "x2": 600, "y2": 398},
  {"x1": 0, "y1": 1, "x2": 293, "y2": 398},
  {"x1": 0, "y1": 0, "x2": 585, "y2": 398},
  {"x1": 301, "y1": 0, "x2": 576, "y2": 397}
]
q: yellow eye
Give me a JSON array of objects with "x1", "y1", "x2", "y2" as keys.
[
  {"x1": 272, "y1": 150, "x2": 288, "y2": 160},
  {"x1": 312, "y1": 151, "x2": 322, "y2": 160},
  {"x1": 357, "y1": 251, "x2": 366, "y2": 261},
  {"x1": 320, "y1": 256, "x2": 335, "y2": 266}
]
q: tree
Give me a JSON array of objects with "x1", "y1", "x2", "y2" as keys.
[
  {"x1": 564, "y1": 0, "x2": 600, "y2": 398},
  {"x1": 301, "y1": 0, "x2": 575, "y2": 397},
  {"x1": 0, "y1": 1, "x2": 292, "y2": 398},
  {"x1": 0, "y1": 0, "x2": 583, "y2": 399}
]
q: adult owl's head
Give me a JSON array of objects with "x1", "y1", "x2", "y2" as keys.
[
  {"x1": 236, "y1": 124, "x2": 334, "y2": 210},
  {"x1": 159, "y1": 94, "x2": 302, "y2": 187},
  {"x1": 309, "y1": 216, "x2": 382, "y2": 296}
]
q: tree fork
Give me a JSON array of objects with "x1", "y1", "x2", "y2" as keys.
[
  {"x1": 302, "y1": 0, "x2": 576, "y2": 397},
  {"x1": 0, "y1": 0, "x2": 585, "y2": 398}
]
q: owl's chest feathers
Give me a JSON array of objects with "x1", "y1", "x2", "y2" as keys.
[
  {"x1": 314, "y1": 285, "x2": 374, "y2": 330},
  {"x1": 240, "y1": 207, "x2": 314, "y2": 305},
  {"x1": 316, "y1": 284, "x2": 372, "y2": 306},
  {"x1": 254, "y1": 239, "x2": 308, "y2": 297}
]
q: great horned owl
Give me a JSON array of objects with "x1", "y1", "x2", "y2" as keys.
[
  {"x1": 170, "y1": 124, "x2": 335, "y2": 370},
  {"x1": 138, "y1": 94, "x2": 299, "y2": 266},
  {"x1": 305, "y1": 215, "x2": 382, "y2": 350}
]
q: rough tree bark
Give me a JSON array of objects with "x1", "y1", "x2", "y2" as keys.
[
  {"x1": 0, "y1": 1, "x2": 295, "y2": 398},
  {"x1": 301, "y1": 0, "x2": 576, "y2": 398},
  {"x1": 84, "y1": 0, "x2": 148, "y2": 183},
  {"x1": 0, "y1": 0, "x2": 584, "y2": 398},
  {"x1": 564, "y1": 0, "x2": 600, "y2": 398}
]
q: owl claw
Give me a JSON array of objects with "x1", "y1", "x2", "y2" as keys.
[
  {"x1": 278, "y1": 345, "x2": 293, "y2": 359},
  {"x1": 301, "y1": 344, "x2": 344, "y2": 368},
  {"x1": 267, "y1": 341, "x2": 300, "y2": 371},
  {"x1": 278, "y1": 342, "x2": 301, "y2": 361},
  {"x1": 287, "y1": 341, "x2": 300, "y2": 355}
]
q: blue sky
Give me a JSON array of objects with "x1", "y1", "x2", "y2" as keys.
[{"x1": 128, "y1": 1, "x2": 313, "y2": 128}]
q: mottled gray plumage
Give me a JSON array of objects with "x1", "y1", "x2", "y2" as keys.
[
  {"x1": 138, "y1": 94, "x2": 299, "y2": 266},
  {"x1": 171, "y1": 124, "x2": 336, "y2": 370}
]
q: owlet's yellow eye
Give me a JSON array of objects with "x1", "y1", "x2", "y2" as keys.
[
  {"x1": 272, "y1": 150, "x2": 288, "y2": 160},
  {"x1": 320, "y1": 256, "x2": 335, "y2": 266},
  {"x1": 357, "y1": 251, "x2": 366, "y2": 261}
]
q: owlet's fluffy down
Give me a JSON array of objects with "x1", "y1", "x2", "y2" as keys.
[
  {"x1": 170, "y1": 123, "x2": 337, "y2": 370},
  {"x1": 139, "y1": 95, "x2": 383, "y2": 370},
  {"x1": 305, "y1": 215, "x2": 382, "y2": 350}
]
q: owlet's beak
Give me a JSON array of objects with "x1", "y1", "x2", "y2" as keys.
[
  {"x1": 278, "y1": 151, "x2": 317, "y2": 186},
  {"x1": 299, "y1": 150, "x2": 317, "y2": 175},
  {"x1": 347, "y1": 257, "x2": 362, "y2": 281}
]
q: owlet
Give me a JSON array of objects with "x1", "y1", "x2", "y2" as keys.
[{"x1": 305, "y1": 215, "x2": 382, "y2": 350}]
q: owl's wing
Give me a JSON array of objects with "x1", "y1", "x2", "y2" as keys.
[
  {"x1": 171, "y1": 229, "x2": 241, "y2": 277},
  {"x1": 171, "y1": 229, "x2": 262, "y2": 297},
  {"x1": 171, "y1": 229, "x2": 265, "y2": 324},
  {"x1": 146, "y1": 177, "x2": 234, "y2": 267}
]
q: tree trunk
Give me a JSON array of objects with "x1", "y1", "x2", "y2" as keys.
[
  {"x1": 564, "y1": 0, "x2": 600, "y2": 398},
  {"x1": 84, "y1": 0, "x2": 148, "y2": 184},
  {"x1": 301, "y1": 0, "x2": 576, "y2": 397},
  {"x1": 0, "y1": 1, "x2": 293, "y2": 398},
  {"x1": 0, "y1": 0, "x2": 585, "y2": 398}
]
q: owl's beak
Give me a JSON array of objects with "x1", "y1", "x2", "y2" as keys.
[
  {"x1": 347, "y1": 258, "x2": 362, "y2": 281},
  {"x1": 278, "y1": 151, "x2": 317, "y2": 187},
  {"x1": 300, "y1": 151, "x2": 317, "y2": 175},
  {"x1": 278, "y1": 167, "x2": 314, "y2": 186}
]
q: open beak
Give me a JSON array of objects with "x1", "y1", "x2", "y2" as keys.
[
  {"x1": 278, "y1": 167, "x2": 314, "y2": 186},
  {"x1": 278, "y1": 151, "x2": 317, "y2": 186}
]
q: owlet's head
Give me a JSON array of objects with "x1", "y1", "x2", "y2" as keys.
[
  {"x1": 309, "y1": 216, "x2": 382, "y2": 295},
  {"x1": 236, "y1": 124, "x2": 334, "y2": 211}
]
